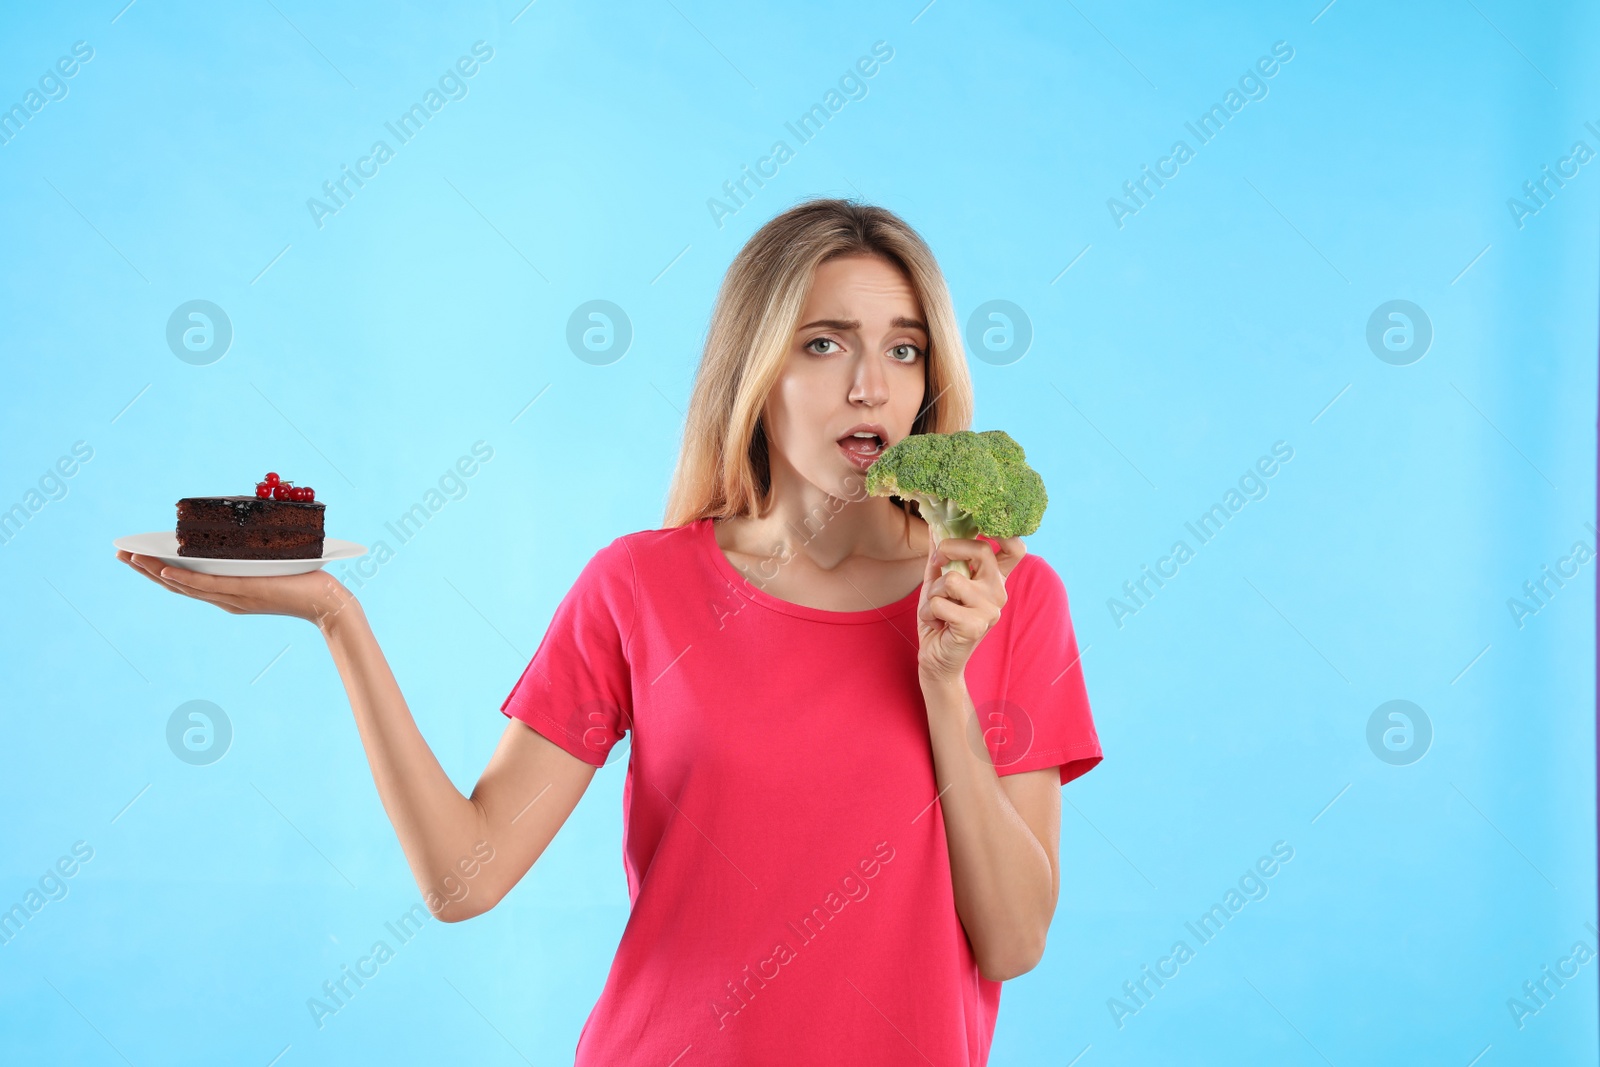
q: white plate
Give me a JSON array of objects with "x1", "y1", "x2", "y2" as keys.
[{"x1": 113, "y1": 531, "x2": 368, "y2": 577}]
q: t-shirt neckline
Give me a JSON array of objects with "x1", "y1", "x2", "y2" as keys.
[{"x1": 696, "y1": 516, "x2": 922, "y2": 624}]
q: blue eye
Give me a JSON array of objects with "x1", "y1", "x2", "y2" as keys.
[
  {"x1": 807, "y1": 338, "x2": 840, "y2": 354},
  {"x1": 890, "y1": 344, "x2": 923, "y2": 362}
]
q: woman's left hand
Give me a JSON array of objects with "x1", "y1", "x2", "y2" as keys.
[{"x1": 916, "y1": 534, "x2": 1027, "y2": 683}]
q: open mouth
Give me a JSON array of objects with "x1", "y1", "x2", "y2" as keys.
[{"x1": 837, "y1": 433, "x2": 885, "y2": 459}]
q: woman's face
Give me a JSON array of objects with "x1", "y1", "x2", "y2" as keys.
[{"x1": 762, "y1": 253, "x2": 929, "y2": 502}]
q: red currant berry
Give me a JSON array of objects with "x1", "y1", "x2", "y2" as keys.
[
  {"x1": 302, "y1": 487, "x2": 315, "y2": 501},
  {"x1": 294, "y1": 487, "x2": 310, "y2": 501},
  {"x1": 265, "y1": 472, "x2": 280, "y2": 487},
  {"x1": 272, "y1": 484, "x2": 290, "y2": 501},
  {"x1": 255, "y1": 482, "x2": 271, "y2": 499}
]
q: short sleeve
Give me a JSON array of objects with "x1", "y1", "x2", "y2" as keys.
[
  {"x1": 964, "y1": 551, "x2": 1102, "y2": 786},
  {"x1": 499, "y1": 537, "x2": 637, "y2": 767}
]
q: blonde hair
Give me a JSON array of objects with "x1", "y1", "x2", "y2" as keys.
[{"x1": 663, "y1": 198, "x2": 974, "y2": 528}]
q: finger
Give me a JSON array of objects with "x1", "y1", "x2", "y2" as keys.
[
  {"x1": 947, "y1": 554, "x2": 1004, "y2": 601},
  {"x1": 163, "y1": 580, "x2": 250, "y2": 612},
  {"x1": 968, "y1": 540, "x2": 1002, "y2": 586},
  {"x1": 156, "y1": 565, "x2": 234, "y2": 594},
  {"x1": 127, "y1": 561, "x2": 236, "y2": 607},
  {"x1": 126, "y1": 555, "x2": 182, "y2": 588},
  {"x1": 935, "y1": 537, "x2": 985, "y2": 565},
  {"x1": 130, "y1": 557, "x2": 197, "y2": 595},
  {"x1": 991, "y1": 536, "x2": 1027, "y2": 580},
  {"x1": 128, "y1": 553, "x2": 180, "y2": 580},
  {"x1": 925, "y1": 594, "x2": 986, "y2": 638},
  {"x1": 138, "y1": 564, "x2": 228, "y2": 603},
  {"x1": 123, "y1": 557, "x2": 173, "y2": 589},
  {"x1": 948, "y1": 536, "x2": 1023, "y2": 582},
  {"x1": 931, "y1": 583, "x2": 1002, "y2": 634},
  {"x1": 124, "y1": 557, "x2": 239, "y2": 607},
  {"x1": 935, "y1": 537, "x2": 1003, "y2": 584},
  {"x1": 922, "y1": 531, "x2": 942, "y2": 586},
  {"x1": 933, "y1": 569, "x2": 989, "y2": 608}
]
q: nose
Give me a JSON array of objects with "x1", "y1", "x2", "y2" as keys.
[{"x1": 848, "y1": 351, "x2": 888, "y2": 407}]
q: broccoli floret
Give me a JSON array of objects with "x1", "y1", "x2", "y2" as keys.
[{"x1": 864, "y1": 430, "x2": 1048, "y2": 579}]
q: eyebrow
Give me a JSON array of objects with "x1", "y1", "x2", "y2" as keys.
[{"x1": 798, "y1": 316, "x2": 928, "y2": 334}]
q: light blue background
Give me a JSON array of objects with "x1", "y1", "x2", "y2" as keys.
[{"x1": 2, "y1": 0, "x2": 1596, "y2": 1063}]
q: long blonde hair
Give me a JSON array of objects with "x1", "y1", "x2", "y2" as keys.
[{"x1": 663, "y1": 198, "x2": 974, "y2": 528}]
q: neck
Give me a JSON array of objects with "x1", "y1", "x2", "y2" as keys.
[{"x1": 727, "y1": 461, "x2": 918, "y2": 569}]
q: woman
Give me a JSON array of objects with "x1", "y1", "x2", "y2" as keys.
[{"x1": 117, "y1": 198, "x2": 1102, "y2": 1064}]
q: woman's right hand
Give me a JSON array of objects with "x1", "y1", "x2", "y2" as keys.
[{"x1": 116, "y1": 550, "x2": 360, "y2": 630}]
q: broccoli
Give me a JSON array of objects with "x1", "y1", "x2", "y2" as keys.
[{"x1": 864, "y1": 429, "x2": 1048, "y2": 580}]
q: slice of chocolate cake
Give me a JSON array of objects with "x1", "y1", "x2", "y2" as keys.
[{"x1": 176, "y1": 496, "x2": 326, "y2": 559}]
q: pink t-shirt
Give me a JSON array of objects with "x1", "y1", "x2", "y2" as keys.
[{"x1": 500, "y1": 516, "x2": 1102, "y2": 1065}]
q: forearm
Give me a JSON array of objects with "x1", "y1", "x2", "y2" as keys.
[
  {"x1": 921, "y1": 672, "x2": 1054, "y2": 980},
  {"x1": 317, "y1": 592, "x2": 487, "y2": 915}
]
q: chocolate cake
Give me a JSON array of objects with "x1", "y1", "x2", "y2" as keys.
[{"x1": 176, "y1": 496, "x2": 326, "y2": 559}]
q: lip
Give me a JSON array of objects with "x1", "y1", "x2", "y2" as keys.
[
  {"x1": 836, "y1": 422, "x2": 889, "y2": 445},
  {"x1": 836, "y1": 422, "x2": 890, "y2": 471}
]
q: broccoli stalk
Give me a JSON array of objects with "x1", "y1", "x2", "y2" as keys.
[
  {"x1": 902, "y1": 495, "x2": 983, "y2": 562},
  {"x1": 863, "y1": 430, "x2": 1048, "y2": 581}
]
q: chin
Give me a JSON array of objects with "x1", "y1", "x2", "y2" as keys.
[
  {"x1": 837, "y1": 469, "x2": 873, "y2": 503},
  {"x1": 807, "y1": 471, "x2": 863, "y2": 504}
]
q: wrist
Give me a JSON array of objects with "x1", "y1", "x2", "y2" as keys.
[
  {"x1": 918, "y1": 666, "x2": 965, "y2": 693},
  {"x1": 312, "y1": 576, "x2": 364, "y2": 638}
]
